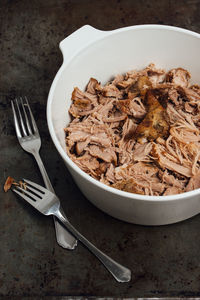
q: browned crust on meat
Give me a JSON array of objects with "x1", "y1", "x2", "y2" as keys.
[
  {"x1": 4, "y1": 176, "x2": 15, "y2": 192},
  {"x1": 135, "y1": 90, "x2": 169, "y2": 142},
  {"x1": 137, "y1": 75, "x2": 152, "y2": 96}
]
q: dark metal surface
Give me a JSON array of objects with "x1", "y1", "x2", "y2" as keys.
[{"x1": 1, "y1": 0, "x2": 200, "y2": 297}]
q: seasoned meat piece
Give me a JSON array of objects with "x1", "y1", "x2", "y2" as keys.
[
  {"x1": 146, "y1": 63, "x2": 165, "y2": 85},
  {"x1": 186, "y1": 171, "x2": 200, "y2": 191},
  {"x1": 4, "y1": 176, "x2": 15, "y2": 192},
  {"x1": 71, "y1": 87, "x2": 98, "y2": 103},
  {"x1": 135, "y1": 90, "x2": 169, "y2": 142},
  {"x1": 112, "y1": 178, "x2": 145, "y2": 195},
  {"x1": 163, "y1": 186, "x2": 183, "y2": 195},
  {"x1": 166, "y1": 68, "x2": 191, "y2": 87},
  {"x1": 69, "y1": 86, "x2": 98, "y2": 117},
  {"x1": 162, "y1": 170, "x2": 185, "y2": 189},
  {"x1": 87, "y1": 145, "x2": 117, "y2": 164},
  {"x1": 117, "y1": 97, "x2": 146, "y2": 119},
  {"x1": 117, "y1": 77, "x2": 135, "y2": 89},
  {"x1": 70, "y1": 152, "x2": 100, "y2": 178},
  {"x1": 137, "y1": 76, "x2": 152, "y2": 95},
  {"x1": 102, "y1": 84, "x2": 123, "y2": 98},
  {"x1": 86, "y1": 78, "x2": 99, "y2": 94},
  {"x1": 168, "y1": 88, "x2": 179, "y2": 105},
  {"x1": 132, "y1": 142, "x2": 152, "y2": 162},
  {"x1": 105, "y1": 164, "x2": 116, "y2": 183},
  {"x1": 151, "y1": 143, "x2": 193, "y2": 177}
]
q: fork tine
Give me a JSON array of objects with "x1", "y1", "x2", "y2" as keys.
[
  {"x1": 15, "y1": 98, "x2": 27, "y2": 136},
  {"x1": 23, "y1": 178, "x2": 47, "y2": 193},
  {"x1": 25, "y1": 184, "x2": 43, "y2": 197},
  {"x1": 24, "y1": 97, "x2": 39, "y2": 134},
  {"x1": 11, "y1": 100, "x2": 22, "y2": 138},
  {"x1": 21, "y1": 97, "x2": 33, "y2": 135},
  {"x1": 12, "y1": 188, "x2": 37, "y2": 207},
  {"x1": 15, "y1": 186, "x2": 40, "y2": 201}
]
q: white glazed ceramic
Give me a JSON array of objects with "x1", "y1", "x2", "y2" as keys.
[{"x1": 47, "y1": 24, "x2": 200, "y2": 225}]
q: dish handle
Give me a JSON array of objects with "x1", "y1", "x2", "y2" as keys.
[{"x1": 59, "y1": 25, "x2": 109, "y2": 64}]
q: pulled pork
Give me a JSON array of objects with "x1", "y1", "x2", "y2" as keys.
[
  {"x1": 4, "y1": 177, "x2": 27, "y2": 192},
  {"x1": 65, "y1": 64, "x2": 200, "y2": 196}
]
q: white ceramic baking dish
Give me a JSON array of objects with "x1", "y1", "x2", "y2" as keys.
[{"x1": 47, "y1": 24, "x2": 200, "y2": 225}]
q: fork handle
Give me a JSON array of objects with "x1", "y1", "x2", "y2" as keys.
[
  {"x1": 33, "y1": 151, "x2": 54, "y2": 192},
  {"x1": 54, "y1": 209, "x2": 131, "y2": 282},
  {"x1": 33, "y1": 151, "x2": 78, "y2": 250}
]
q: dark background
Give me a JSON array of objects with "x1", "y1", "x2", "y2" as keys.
[{"x1": 1, "y1": 0, "x2": 200, "y2": 298}]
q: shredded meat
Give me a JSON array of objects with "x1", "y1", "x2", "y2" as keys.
[
  {"x1": 166, "y1": 68, "x2": 191, "y2": 87},
  {"x1": 65, "y1": 64, "x2": 200, "y2": 196},
  {"x1": 185, "y1": 171, "x2": 200, "y2": 192},
  {"x1": 4, "y1": 177, "x2": 27, "y2": 192},
  {"x1": 4, "y1": 176, "x2": 15, "y2": 192}
]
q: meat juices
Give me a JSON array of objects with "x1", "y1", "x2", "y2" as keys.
[{"x1": 65, "y1": 64, "x2": 200, "y2": 196}]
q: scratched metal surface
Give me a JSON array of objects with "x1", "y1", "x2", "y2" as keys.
[{"x1": 1, "y1": 0, "x2": 200, "y2": 298}]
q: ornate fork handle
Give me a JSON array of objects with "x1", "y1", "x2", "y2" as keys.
[
  {"x1": 33, "y1": 151, "x2": 77, "y2": 249},
  {"x1": 55, "y1": 209, "x2": 131, "y2": 282}
]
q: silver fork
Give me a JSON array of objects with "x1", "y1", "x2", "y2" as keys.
[
  {"x1": 12, "y1": 179, "x2": 131, "y2": 282},
  {"x1": 11, "y1": 97, "x2": 77, "y2": 250}
]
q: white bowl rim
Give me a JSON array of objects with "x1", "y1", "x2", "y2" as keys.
[{"x1": 47, "y1": 24, "x2": 200, "y2": 203}]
